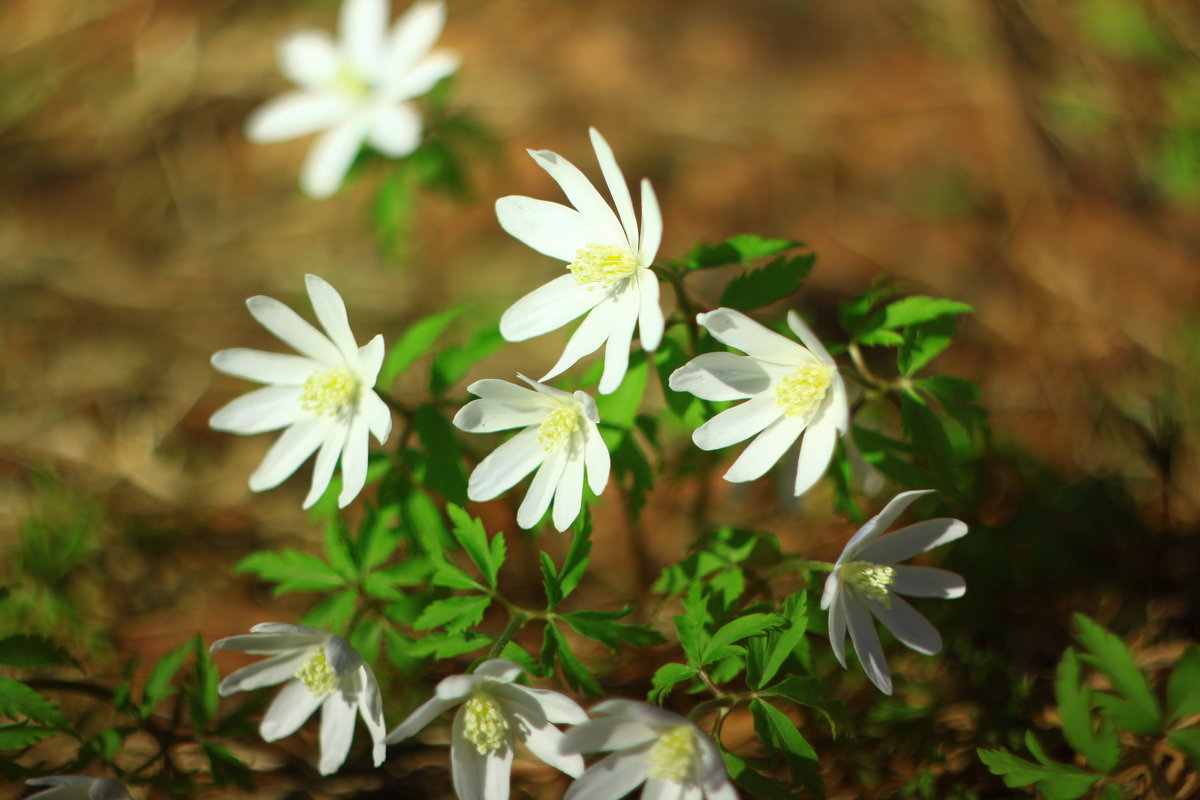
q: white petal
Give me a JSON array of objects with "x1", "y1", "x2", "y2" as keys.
[
  {"x1": 638, "y1": 179, "x2": 662, "y2": 265},
  {"x1": 209, "y1": 386, "x2": 303, "y2": 435},
  {"x1": 517, "y1": 447, "x2": 568, "y2": 529},
  {"x1": 385, "y1": 694, "x2": 460, "y2": 743},
  {"x1": 635, "y1": 270, "x2": 663, "y2": 352},
  {"x1": 889, "y1": 565, "x2": 966, "y2": 599},
  {"x1": 466, "y1": 378, "x2": 549, "y2": 405},
  {"x1": 27, "y1": 777, "x2": 94, "y2": 787},
  {"x1": 248, "y1": 417, "x2": 333, "y2": 492},
  {"x1": 301, "y1": 119, "x2": 369, "y2": 198},
  {"x1": 669, "y1": 353, "x2": 772, "y2": 401},
  {"x1": 337, "y1": 411, "x2": 370, "y2": 507},
  {"x1": 598, "y1": 286, "x2": 641, "y2": 394},
  {"x1": 386, "y1": 49, "x2": 459, "y2": 101},
  {"x1": 592, "y1": 699, "x2": 686, "y2": 728},
  {"x1": 246, "y1": 294, "x2": 343, "y2": 365},
  {"x1": 856, "y1": 518, "x2": 969, "y2": 564},
  {"x1": 358, "y1": 334, "x2": 386, "y2": 386},
  {"x1": 692, "y1": 393, "x2": 779, "y2": 451},
  {"x1": 496, "y1": 196, "x2": 603, "y2": 262},
  {"x1": 305, "y1": 274, "x2": 359, "y2": 364},
  {"x1": 210, "y1": 631, "x2": 321, "y2": 654},
  {"x1": 826, "y1": 586, "x2": 848, "y2": 668},
  {"x1": 506, "y1": 685, "x2": 587, "y2": 725},
  {"x1": 518, "y1": 718, "x2": 583, "y2": 776},
  {"x1": 245, "y1": 92, "x2": 351, "y2": 143},
  {"x1": 564, "y1": 749, "x2": 652, "y2": 800},
  {"x1": 540, "y1": 293, "x2": 621, "y2": 383},
  {"x1": 318, "y1": 683, "x2": 359, "y2": 775},
  {"x1": 867, "y1": 594, "x2": 943, "y2": 655},
  {"x1": 785, "y1": 310, "x2": 834, "y2": 364},
  {"x1": 500, "y1": 274, "x2": 605, "y2": 343},
  {"x1": 841, "y1": 490, "x2": 937, "y2": 560},
  {"x1": 454, "y1": 399, "x2": 547, "y2": 433},
  {"x1": 278, "y1": 29, "x2": 339, "y2": 89},
  {"x1": 358, "y1": 664, "x2": 387, "y2": 766},
  {"x1": 218, "y1": 650, "x2": 309, "y2": 695},
  {"x1": 551, "y1": 447, "x2": 586, "y2": 531},
  {"x1": 252, "y1": 622, "x2": 332, "y2": 636},
  {"x1": 844, "y1": 592, "x2": 892, "y2": 694},
  {"x1": 303, "y1": 422, "x2": 347, "y2": 508},
  {"x1": 826, "y1": 374, "x2": 850, "y2": 433},
  {"x1": 697, "y1": 308, "x2": 807, "y2": 365},
  {"x1": 640, "y1": 777, "x2": 674, "y2": 800},
  {"x1": 339, "y1": 0, "x2": 388, "y2": 80},
  {"x1": 467, "y1": 426, "x2": 545, "y2": 502},
  {"x1": 260, "y1": 679, "x2": 323, "y2": 741},
  {"x1": 211, "y1": 349, "x2": 321, "y2": 385},
  {"x1": 723, "y1": 413, "x2": 809, "y2": 482},
  {"x1": 588, "y1": 129, "x2": 639, "y2": 252},
  {"x1": 697, "y1": 735, "x2": 738, "y2": 800},
  {"x1": 381, "y1": 0, "x2": 447, "y2": 83},
  {"x1": 561, "y1": 717, "x2": 657, "y2": 753},
  {"x1": 365, "y1": 390, "x2": 393, "y2": 443},
  {"x1": 367, "y1": 102, "x2": 422, "y2": 157},
  {"x1": 473, "y1": 659, "x2": 524, "y2": 682},
  {"x1": 451, "y1": 712, "x2": 512, "y2": 800},
  {"x1": 582, "y1": 418, "x2": 610, "y2": 496},
  {"x1": 528, "y1": 148, "x2": 625, "y2": 246},
  {"x1": 793, "y1": 417, "x2": 837, "y2": 497}
]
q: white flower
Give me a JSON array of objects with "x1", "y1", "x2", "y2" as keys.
[
  {"x1": 385, "y1": 659, "x2": 587, "y2": 800},
  {"x1": 25, "y1": 776, "x2": 131, "y2": 800},
  {"x1": 453, "y1": 375, "x2": 610, "y2": 532},
  {"x1": 210, "y1": 623, "x2": 386, "y2": 775},
  {"x1": 560, "y1": 700, "x2": 737, "y2": 800},
  {"x1": 209, "y1": 274, "x2": 392, "y2": 509},
  {"x1": 668, "y1": 307, "x2": 849, "y2": 496},
  {"x1": 247, "y1": 0, "x2": 459, "y2": 198},
  {"x1": 821, "y1": 489, "x2": 968, "y2": 695},
  {"x1": 495, "y1": 128, "x2": 664, "y2": 395}
]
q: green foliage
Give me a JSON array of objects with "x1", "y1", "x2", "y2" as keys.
[
  {"x1": 0, "y1": 635, "x2": 76, "y2": 669},
  {"x1": 718, "y1": 251, "x2": 815, "y2": 312},
  {"x1": 674, "y1": 234, "x2": 804, "y2": 272},
  {"x1": 429, "y1": 324, "x2": 504, "y2": 395},
  {"x1": 379, "y1": 306, "x2": 467, "y2": 387}
]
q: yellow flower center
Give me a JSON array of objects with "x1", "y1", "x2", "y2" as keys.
[
  {"x1": 331, "y1": 65, "x2": 370, "y2": 100},
  {"x1": 538, "y1": 406, "x2": 579, "y2": 453},
  {"x1": 647, "y1": 725, "x2": 696, "y2": 783},
  {"x1": 300, "y1": 369, "x2": 358, "y2": 417},
  {"x1": 295, "y1": 648, "x2": 338, "y2": 697},
  {"x1": 568, "y1": 243, "x2": 641, "y2": 288},
  {"x1": 774, "y1": 363, "x2": 832, "y2": 418},
  {"x1": 462, "y1": 692, "x2": 509, "y2": 754},
  {"x1": 840, "y1": 561, "x2": 896, "y2": 607}
]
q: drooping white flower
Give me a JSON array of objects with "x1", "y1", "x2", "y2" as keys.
[
  {"x1": 495, "y1": 128, "x2": 664, "y2": 395},
  {"x1": 210, "y1": 623, "x2": 386, "y2": 775},
  {"x1": 560, "y1": 700, "x2": 738, "y2": 800},
  {"x1": 453, "y1": 375, "x2": 610, "y2": 532},
  {"x1": 385, "y1": 659, "x2": 587, "y2": 800},
  {"x1": 668, "y1": 307, "x2": 849, "y2": 496},
  {"x1": 247, "y1": 0, "x2": 459, "y2": 198},
  {"x1": 25, "y1": 776, "x2": 131, "y2": 800},
  {"x1": 209, "y1": 274, "x2": 392, "y2": 509},
  {"x1": 821, "y1": 489, "x2": 968, "y2": 695}
]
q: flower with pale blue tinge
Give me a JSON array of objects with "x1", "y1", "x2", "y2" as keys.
[
  {"x1": 821, "y1": 489, "x2": 968, "y2": 695},
  {"x1": 386, "y1": 659, "x2": 587, "y2": 800},
  {"x1": 247, "y1": 0, "x2": 458, "y2": 198},
  {"x1": 210, "y1": 623, "x2": 386, "y2": 775},
  {"x1": 668, "y1": 307, "x2": 849, "y2": 496},
  {"x1": 560, "y1": 700, "x2": 737, "y2": 800},
  {"x1": 453, "y1": 375, "x2": 610, "y2": 531},
  {"x1": 495, "y1": 128, "x2": 664, "y2": 395},
  {"x1": 209, "y1": 274, "x2": 391, "y2": 508},
  {"x1": 24, "y1": 776, "x2": 131, "y2": 800}
]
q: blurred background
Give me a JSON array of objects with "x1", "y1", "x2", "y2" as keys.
[{"x1": 2, "y1": 0, "x2": 1199, "y2": 797}]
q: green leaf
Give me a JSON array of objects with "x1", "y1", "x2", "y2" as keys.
[
  {"x1": 1055, "y1": 647, "x2": 1120, "y2": 772},
  {"x1": 675, "y1": 585, "x2": 708, "y2": 666},
  {"x1": 1168, "y1": 729, "x2": 1200, "y2": 765},
  {"x1": 763, "y1": 676, "x2": 845, "y2": 732},
  {"x1": 722, "y1": 750, "x2": 799, "y2": 800},
  {"x1": 703, "y1": 614, "x2": 784, "y2": 666},
  {"x1": 595, "y1": 351, "x2": 648, "y2": 429},
  {"x1": 0, "y1": 723, "x2": 56, "y2": 749},
  {"x1": 429, "y1": 325, "x2": 504, "y2": 395},
  {"x1": 978, "y1": 746, "x2": 1099, "y2": 798},
  {"x1": 900, "y1": 390, "x2": 957, "y2": 493},
  {"x1": 140, "y1": 639, "x2": 192, "y2": 716},
  {"x1": 898, "y1": 316, "x2": 958, "y2": 375},
  {"x1": 718, "y1": 253, "x2": 815, "y2": 312},
  {"x1": 759, "y1": 592, "x2": 808, "y2": 688},
  {"x1": 750, "y1": 698, "x2": 824, "y2": 797},
  {"x1": 415, "y1": 404, "x2": 469, "y2": 504},
  {"x1": 0, "y1": 677, "x2": 66, "y2": 727},
  {"x1": 856, "y1": 329, "x2": 906, "y2": 347},
  {"x1": 654, "y1": 335, "x2": 707, "y2": 425},
  {"x1": 446, "y1": 504, "x2": 501, "y2": 587},
  {"x1": 542, "y1": 623, "x2": 600, "y2": 696},
  {"x1": 378, "y1": 306, "x2": 467, "y2": 386},
  {"x1": 543, "y1": 512, "x2": 593, "y2": 609},
  {"x1": 1167, "y1": 645, "x2": 1200, "y2": 723},
  {"x1": 0, "y1": 635, "x2": 75, "y2": 669},
  {"x1": 413, "y1": 595, "x2": 491, "y2": 633},
  {"x1": 609, "y1": 431, "x2": 655, "y2": 522},
  {"x1": 408, "y1": 632, "x2": 492, "y2": 659},
  {"x1": 680, "y1": 234, "x2": 803, "y2": 271},
  {"x1": 301, "y1": 588, "x2": 358, "y2": 631},
  {"x1": 649, "y1": 663, "x2": 698, "y2": 704},
  {"x1": 187, "y1": 636, "x2": 219, "y2": 732},
  {"x1": 1074, "y1": 614, "x2": 1160, "y2": 733},
  {"x1": 236, "y1": 549, "x2": 346, "y2": 595},
  {"x1": 915, "y1": 375, "x2": 987, "y2": 431},
  {"x1": 202, "y1": 740, "x2": 254, "y2": 789},
  {"x1": 323, "y1": 520, "x2": 357, "y2": 579},
  {"x1": 562, "y1": 609, "x2": 665, "y2": 653},
  {"x1": 878, "y1": 296, "x2": 973, "y2": 330}
]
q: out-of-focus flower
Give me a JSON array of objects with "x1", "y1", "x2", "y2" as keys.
[
  {"x1": 210, "y1": 623, "x2": 386, "y2": 775},
  {"x1": 669, "y1": 307, "x2": 849, "y2": 496},
  {"x1": 209, "y1": 274, "x2": 391, "y2": 508},
  {"x1": 453, "y1": 375, "x2": 609, "y2": 531},
  {"x1": 247, "y1": 0, "x2": 458, "y2": 198},
  {"x1": 821, "y1": 489, "x2": 968, "y2": 694},
  {"x1": 560, "y1": 700, "x2": 737, "y2": 800},
  {"x1": 495, "y1": 128, "x2": 664, "y2": 394},
  {"x1": 25, "y1": 776, "x2": 131, "y2": 800},
  {"x1": 386, "y1": 659, "x2": 586, "y2": 800}
]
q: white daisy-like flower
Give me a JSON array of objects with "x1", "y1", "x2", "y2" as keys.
[
  {"x1": 385, "y1": 659, "x2": 587, "y2": 800},
  {"x1": 453, "y1": 375, "x2": 610, "y2": 532},
  {"x1": 668, "y1": 307, "x2": 849, "y2": 496},
  {"x1": 821, "y1": 489, "x2": 968, "y2": 695},
  {"x1": 24, "y1": 776, "x2": 131, "y2": 800},
  {"x1": 247, "y1": 0, "x2": 459, "y2": 198},
  {"x1": 495, "y1": 128, "x2": 664, "y2": 395},
  {"x1": 210, "y1": 623, "x2": 386, "y2": 776},
  {"x1": 560, "y1": 700, "x2": 738, "y2": 800},
  {"x1": 209, "y1": 274, "x2": 392, "y2": 509}
]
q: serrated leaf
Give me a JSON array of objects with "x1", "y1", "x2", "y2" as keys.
[
  {"x1": 236, "y1": 549, "x2": 346, "y2": 596},
  {"x1": 900, "y1": 390, "x2": 957, "y2": 493},
  {"x1": 0, "y1": 723, "x2": 56, "y2": 749},
  {"x1": 0, "y1": 677, "x2": 66, "y2": 727},
  {"x1": 323, "y1": 520, "x2": 358, "y2": 578},
  {"x1": 1055, "y1": 648, "x2": 1120, "y2": 772},
  {"x1": 702, "y1": 613, "x2": 784, "y2": 665},
  {"x1": 759, "y1": 592, "x2": 808, "y2": 688},
  {"x1": 722, "y1": 750, "x2": 800, "y2": 800},
  {"x1": 431, "y1": 563, "x2": 484, "y2": 591},
  {"x1": 1074, "y1": 614, "x2": 1160, "y2": 733},
  {"x1": 140, "y1": 640, "x2": 192, "y2": 716},
  {"x1": 0, "y1": 635, "x2": 75, "y2": 669},
  {"x1": 413, "y1": 595, "x2": 491, "y2": 633},
  {"x1": 408, "y1": 632, "x2": 492, "y2": 659},
  {"x1": 378, "y1": 306, "x2": 466, "y2": 386},
  {"x1": 680, "y1": 234, "x2": 803, "y2": 271},
  {"x1": 878, "y1": 296, "x2": 973, "y2": 329},
  {"x1": 1168, "y1": 729, "x2": 1200, "y2": 765},
  {"x1": 649, "y1": 663, "x2": 697, "y2": 704},
  {"x1": 446, "y1": 504, "x2": 499, "y2": 587},
  {"x1": 750, "y1": 698, "x2": 823, "y2": 796},
  {"x1": 978, "y1": 747, "x2": 1099, "y2": 797},
  {"x1": 1167, "y1": 645, "x2": 1200, "y2": 723},
  {"x1": 543, "y1": 624, "x2": 600, "y2": 696},
  {"x1": 416, "y1": 404, "x2": 469, "y2": 504},
  {"x1": 188, "y1": 636, "x2": 219, "y2": 732},
  {"x1": 718, "y1": 254, "x2": 814, "y2": 312},
  {"x1": 562, "y1": 610, "x2": 665, "y2": 653},
  {"x1": 898, "y1": 316, "x2": 958, "y2": 375},
  {"x1": 544, "y1": 513, "x2": 592, "y2": 609}
]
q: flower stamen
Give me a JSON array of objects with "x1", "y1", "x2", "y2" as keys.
[
  {"x1": 647, "y1": 725, "x2": 696, "y2": 783},
  {"x1": 462, "y1": 692, "x2": 509, "y2": 754},
  {"x1": 295, "y1": 648, "x2": 339, "y2": 697},
  {"x1": 774, "y1": 363, "x2": 831, "y2": 418},
  {"x1": 538, "y1": 406, "x2": 579, "y2": 453},
  {"x1": 331, "y1": 65, "x2": 370, "y2": 100},
  {"x1": 568, "y1": 243, "x2": 640, "y2": 288},
  {"x1": 840, "y1": 561, "x2": 896, "y2": 607},
  {"x1": 300, "y1": 369, "x2": 358, "y2": 418}
]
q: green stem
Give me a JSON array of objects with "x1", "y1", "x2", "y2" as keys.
[
  {"x1": 653, "y1": 266, "x2": 700, "y2": 356},
  {"x1": 485, "y1": 611, "x2": 528, "y2": 660}
]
